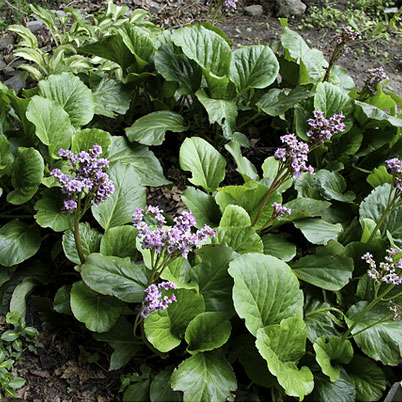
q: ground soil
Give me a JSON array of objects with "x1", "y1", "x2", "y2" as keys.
[{"x1": 1, "y1": 0, "x2": 401, "y2": 400}]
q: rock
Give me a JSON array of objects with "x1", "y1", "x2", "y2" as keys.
[
  {"x1": 27, "y1": 19, "x2": 45, "y2": 33},
  {"x1": 0, "y1": 34, "x2": 14, "y2": 49},
  {"x1": 276, "y1": 0, "x2": 307, "y2": 17},
  {"x1": 4, "y1": 72, "x2": 26, "y2": 94},
  {"x1": 260, "y1": 0, "x2": 276, "y2": 13},
  {"x1": 0, "y1": 56, "x2": 6, "y2": 71},
  {"x1": 244, "y1": 5, "x2": 264, "y2": 17}
]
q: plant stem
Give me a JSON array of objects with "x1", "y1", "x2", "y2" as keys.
[
  {"x1": 347, "y1": 314, "x2": 392, "y2": 339},
  {"x1": 73, "y1": 197, "x2": 85, "y2": 264}
]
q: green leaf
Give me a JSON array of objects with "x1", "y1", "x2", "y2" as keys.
[
  {"x1": 347, "y1": 355, "x2": 386, "y2": 401},
  {"x1": 81, "y1": 253, "x2": 151, "y2": 303},
  {"x1": 9, "y1": 277, "x2": 37, "y2": 318},
  {"x1": 62, "y1": 222, "x2": 102, "y2": 264},
  {"x1": 0, "y1": 135, "x2": 14, "y2": 176},
  {"x1": 257, "y1": 87, "x2": 313, "y2": 116},
  {"x1": 160, "y1": 258, "x2": 198, "y2": 290},
  {"x1": 179, "y1": 137, "x2": 226, "y2": 193},
  {"x1": 255, "y1": 317, "x2": 314, "y2": 400},
  {"x1": 181, "y1": 187, "x2": 221, "y2": 228},
  {"x1": 106, "y1": 136, "x2": 170, "y2": 187},
  {"x1": 0, "y1": 220, "x2": 41, "y2": 267},
  {"x1": 70, "y1": 281, "x2": 123, "y2": 333},
  {"x1": 355, "y1": 100, "x2": 402, "y2": 127},
  {"x1": 150, "y1": 367, "x2": 182, "y2": 402},
  {"x1": 213, "y1": 227, "x2": 263, "y2": 254},
  {"x1": 172, "y1": 25, "x2": 231, "y2": 77},
  {"x1": 34, "y1": 188, "x2": 70, "y2": 232},
  {"x1": 315, "y1": 170, "x2": 355, "y2": 203},
  {"x1": 100, "y1": 225, "x2": 138, "y2": 259},
  {"x1": 185, "y1": 312, "x2": 231, "y2": 354},
  {"x1": 38, "y1": 72, "x2": 95, "y2": 127},
  {"x1": 229, "y1": 45, "x2": 278, "y2": 92},
  {"x1": 313, "y1": 370, "x2": 356, "y2": 402},
  {"x1": 359, "y1": 183, "x2": 402, "y2": 239},
  {"x1": 195, "y1": 90, "x2": 237, "y2": 128},
  {"x1": 26, "y1": 95, "x2": 74, "y2": 158},
  {"x1": 314, "y1": 336, "x2": 354, "y2": 382},
  {"x1": 190, "y1": 245, "x2": 235, "y2": 317},
  {"x1": 94, "y1": 317, "x2": 140, "y2": 370},
  {"x1": 93, "y1": 77, "x2": 131, "y2": 117},
  {"x1": 224, "y1": 141, "x2": 258, "y2": 181},
  {"x1": 228, "y1": 253, "x2": 303, "y2": 336},
  {"x1": 314, "y1": 82, "x2": 354, "y2": 120},
  {"x1": 7, "y1": 147, "x2": 44, "y2": 205},
  {"x1": 54, "y1": 284, "x2": 72, "y2": 315},
  {"x1": 123, "y1": 380, "x2": 151, "y2": 402},
  {"x1": 215, "y1": 181, "x2": 282, "y2": 231},
  {"x1": 92, "y1": 161, "x2": 146, "y2": 231},
  {"x1": 155, "y1": 43, "x2": 202, "y2": 95},
  {"x1": 126, "y1": 111, "x2": 187, "y2": 146},
  {"x1": 367, "y1": 166, "x2": 393, "y2": 188},
  {"x1": 171, "y1": 350, "x2": 237, "y2": 402},
  {"x1": 291, "y1": 241, "x2": 353, "y2": 290},
  {"x1": 346, "y1": 301, "x2": 402, "y2": 365},
  {"x1": 144, "y1": 289, "x2": 205, "y2": 352},
  {"x1": 71, "y1": 128, "x2": 112, "y2": 155},
  {"x1": 278, "y1": 198, "x2": 331, "y2": 223},
  {"x1": 261, "y1": 233, "x2": 296, "y2": 262},
  {"x1": 293, "y1": 218, "x2": 342, "y2": 245}
]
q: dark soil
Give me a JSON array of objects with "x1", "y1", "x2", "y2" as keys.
[{"x1": 1, "y1": 0, "x2": 402, "y2": 400}]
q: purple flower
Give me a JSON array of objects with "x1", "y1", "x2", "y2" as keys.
[
  {"x1": 274, "y1": 134, "x2": 314, "y2": 178},
  {"x1": 306, "y1": 110, "x2": 345, "y2": 144},
  {"x1": 362, "y1": 249, "x2": 402, "y2": 286},
  {"x1": 272, "y1": 202, "x2": 291, "y2": 220},
  {"x1": 362, "y1": 67, "x2": 389, "y2": 97},
  {"x1": 132, "y1": 207, "x2": 216, "y2": 258},
  {"x1": 333, "y1": 26, "x2": 359, "y2": 56},
  {"x1": 386, "y1": 158, "x2": 402, "y2": 191},
  {"x1": 50, "y1": 145, "x2": 114, "y2": 212},
  {"x1": 141, "y1": 281, "x2": 177, "y2": 318}
]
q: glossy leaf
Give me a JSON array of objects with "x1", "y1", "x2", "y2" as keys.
[
  {"x1": 150, "y1": 367, "x2": 182, "y2": 402},
  {"x1": 100, "y1": 225, "x2": 138, "y2": 259},
  {"x1": 70, "y1": 281, "x2": 123, "y2": 333},
  {"x1": 71, "y1": 128, "x2": 112, "y2": 155},
  {"x1": 171, "y1": 350, "x2": 237, "y2": 402},
  {"x1": 81, "y1": 253, "x2": 151, "y2": 303},
  {"x1": 0, "y1": 220, "x2": 41, "y2": 267},
  {"x1": 92, "y1": 161, "x2": 146, "y2": 231},
  {"x1": 228, "y1": 253, "x2": 303, "y2": 336},
  {"x1": 261, "y1": 233, "x2": 296, "y2": 262},
  {"x1": 293, "y1": 218, "x2": 342, "y2": 245},
  {"x1": 313, "y1": 370, "x2": 356, "y2": 402}
]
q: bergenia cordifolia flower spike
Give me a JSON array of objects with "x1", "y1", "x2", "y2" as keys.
[
  {"x1": 50, "y1": 145, "x2": 114, "y2": 212},
  {"x1": 333, "y1": 26, "x2": 360, "y2": 54},
  {"x1": 362, "y1": 249, "x2": 402, "y2": 286},
  {"x1": 141, "y1": 281, "x2": 177, "y2": 318},
  {"x1": 272, "y1": 202, "x2": 291, "y2": 220},
  {"x1": 306, "y1": 110, "x2": 345, "y2": 145},
  {"x1": 132, "y1": 207, "x2": 216, "y2": 258},
  {"x1": 274, "y1": 134, "x2": 314, "y2": 179},
  {"x1": 362, "y1": 67, "x2": 389, "y2": 97},
  {"x1": 386, "y1": 158, "x2": 402, "y2": 191}
]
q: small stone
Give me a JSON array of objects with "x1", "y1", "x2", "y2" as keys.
[
  {"x1": 276, "y1": 0, "x2": 307, "y2": 17},
  {"x1": 4, "y1": 72, "x2": 26, "y2": 94},
  {"x1": 27, "y1": 19, "x2": 45, "y2": 33},
  {"x1": 244, "y1": 5, "x2": 264, "y2": 17},
  {"x1": 0, "y1": 34, "x2": 14, "y2": 49},
  {"x1": 0, "y1": 55, "x2": 6, "y2": 71}
]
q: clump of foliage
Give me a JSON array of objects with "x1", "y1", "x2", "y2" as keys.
[{"x1": 0, "y1": 1, "x2": 402, "y2": 401}]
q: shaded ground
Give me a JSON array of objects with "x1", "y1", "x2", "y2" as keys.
[{"x1": 1, "y1": 0, "x2": 402, "y2": 401}]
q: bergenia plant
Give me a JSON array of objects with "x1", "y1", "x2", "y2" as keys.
[
  {"x1": 323, "y1": 26, "x2": 359, "y2": 81},
  {"x1": 205, "y1": 0, "x2": 238, "y2": 24},
  {"x1": 51, "y1": 145, "x2": 114, "y2": 263},
  {"x1": 359, "y1": 66, "x2": 389, "y2": 99}
]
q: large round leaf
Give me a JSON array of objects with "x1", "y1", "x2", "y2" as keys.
[
  {"x1": 80, "y1": 253, "x2": 151, "y2": 303},
  {"x1": 185, "y1": 312, "x2": 231, "y2": 354},
  {"x1": 91, "y1": 161, "x2": 146, "y2": 231},
  {"x1": 126, "y1": 111, "x2": 188, "y2": 146},
  {"x1": 313, "y1": 370, "x2": 356, "y2": 402},
  {"x1": 228, "y1": 253, "x2": 303, "y2": 336},
  {"x1": 26, "y1": 95, "x2": 74, "y2": 158},
  {"x1": 70, "y1": 281, "x2": 123, "y2": 333},
  {"x1": 7, "y1": 147, "x2": 44, "y2": 205},
  {"x1": 179, "y1": 137, "x2": 226, "y2": 193},
  {"x1": 171, "y1": 350, "x2": 237, "y2": 402},
  {"x1": 229, "y1": 45, "x2": 279, "y2": 92},
  {"x1": 0, "y1": 220, "x2": 41, "y2": 267},
  {"x1": 38, "y1": 72, "x2": 95, "y2": 127},
  {"x1": 71, "y1": 128, "x2": 112, "y2": 155},
  {"x1": 100, "y1": 225, "x2": 138, "y2": 259}
]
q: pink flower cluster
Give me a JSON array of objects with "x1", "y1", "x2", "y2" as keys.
[
  {"x1": 306, "y1": 110, "x2": 345, "y2": 144},
  {"x1": 386, "y1": 158, "x2": 402, "y2": 191},
  {"x1": 141, "y1": 281, "x2": 177, "y2": 318},
  {"x1": 274, "y1": 134, "x2": 314, "y2": 178},
  {"x1": 132, "y1": 206, "x2": 216, "y2": 258},
  {"x1": 272, "y1": 202, "x2": 291, "y2": 220},
  {"x1": 333, "y1": 26, "x2": 359, "y2": 55},
  {"x1": 363, "y1": 67, "x2": 389, "y2": 96},
  {"x1": 50, "y1": 145, "x2": 114, "y2": 212},
  {"x1": 362, "y1": 249, "x2": 402, "y2": 286}
]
